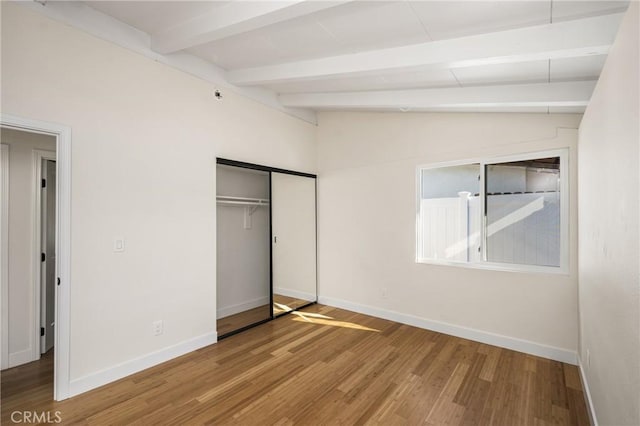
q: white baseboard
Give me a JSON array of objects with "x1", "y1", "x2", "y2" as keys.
[
  {"x1": 274, "y1": 287, "x2": 316, "y2": 302},
  {"x1": 8, "y1": 347, "x2": 37, "y2": 369},
  {"x1": 578, "y1": 358, "x2": 598, "y2": 426},
  {"x1": 68, "y1": 331, "x2": 217, "y2": 398},
  {"x1": 318, "y1": 296, "x2": 577, "y2": 365},
  {"x1": 217, "y1": 296, "x2": 270, "y2": 319}
]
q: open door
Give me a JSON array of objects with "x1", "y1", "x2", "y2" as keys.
[{"x1": 40, "y1": 159, "x2": 56, "y2": 353}]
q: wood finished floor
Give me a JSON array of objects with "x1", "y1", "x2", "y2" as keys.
[
  {"x1": 273, "y1": 294, "x2": 313, "y2": 317},
  {"x1": 217, "y1": 294, "x2": 314, "y2": 336},
  {"x1": 217, "y1": 304, "x2": 271, "y2": 336},
  {"x1": 1, "y1": 305, "x2": 589, "y2": 425}
]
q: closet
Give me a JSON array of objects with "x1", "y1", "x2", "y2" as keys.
[{"x1": 216, "y1": 159, "x2": 317, "y2": 338}]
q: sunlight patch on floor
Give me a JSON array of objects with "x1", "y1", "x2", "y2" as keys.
[
  {"x1": 274, "y1": 302, "x2": 292, "y2": 314},
  {"x1": 291, "y1": 311, "x2": 380, "y2": 332}
]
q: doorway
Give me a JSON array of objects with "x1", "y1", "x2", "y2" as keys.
[
  {"x1": 0, "y1": 129, "x2": 56, "y2": 392},
  {"x1": 216, "y1": 164, "x2": 272, "y2": 336},
  {"x1": 215, "y1": 158, "x2": 317, "y2": 339},
  {"x1": 0, "y1": 114, "x2": 72, "y2": 402}
]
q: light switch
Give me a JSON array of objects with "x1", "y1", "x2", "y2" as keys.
[{"x1": 114, "y1": 237, "x2": 125, "y2": 253}]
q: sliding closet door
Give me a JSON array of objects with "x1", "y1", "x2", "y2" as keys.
[
  {"x1": 271, "y1": 172, "x2": 317, "y2": 316},
  {"x1": 216, "y1": 165, "x2": 271, "y2": 337}
]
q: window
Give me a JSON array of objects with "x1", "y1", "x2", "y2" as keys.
[{"x1": 417, "y1": 150, "x2": 568, "y2": 273}]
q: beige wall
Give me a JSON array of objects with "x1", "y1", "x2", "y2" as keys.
[
  {"x1": 578, "y1": 3, "x2": 640, "y2": 425},
  {"x1": 1, "y1": 129, "x2": 56, "y2": 366},
  {"x1": 317, "y1": 112, "x2": 581, "y2": 357},
  {"x1": 1, "y1": 2, "x2": 316, "y2": 383}
]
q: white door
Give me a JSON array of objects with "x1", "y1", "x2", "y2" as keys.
[
  {"x1": 271, "y1": 173, "x2": 316, "y2": 304},
  {"x1": 40, "y1": 160, "x2": 56, "y2": 353}
]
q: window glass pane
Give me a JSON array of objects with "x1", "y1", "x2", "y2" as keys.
[
  {"x1": 419, "y1": 164, "x2": 480, "y2": 263},
  {"x1": 485, "y1": 157, "x2": 561, "y2": 267}
]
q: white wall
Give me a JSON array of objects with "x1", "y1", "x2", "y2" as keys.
[
  {"x1": 1, "y1": 2, "x2": 316, "y2": 389},
  {"x1": 578, "y1": 3, "x2": 640, "y2": 425},
  {"x1": 317, "y1": 112, "x2": 581, "y2": 361},
  {"x1": 0, "y1": 129, "x2": 56, "y2": 367},
  {"x1": 216, "y1": 166, "x2": 270, "y2": 318}
]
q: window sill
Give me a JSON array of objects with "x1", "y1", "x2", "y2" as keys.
[{"x1": 415, "y1": 258, "x2": 569, "y2": 276}]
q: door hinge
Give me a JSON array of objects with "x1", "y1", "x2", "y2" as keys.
[
  {"x1": 57, "y1": 277, "x2": 60, "y2": 286},
  {"x1": 41, "y1": 178, "x2": 46, "y2": 188},
  {"x1": 40, "y1": 327, "x2": 45, "y2": 337},
  {"x1": 41, "y1": 253, "x2": 46, "y2": 262}
]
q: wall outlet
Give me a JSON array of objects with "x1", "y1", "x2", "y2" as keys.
[
  {"x1": 586, "y1": 349, "x2": 591, "y2": 367},
  {"x1": 152, "y1": 320, "x2": 163, "y2": 336}
]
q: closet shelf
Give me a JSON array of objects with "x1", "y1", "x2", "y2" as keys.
[{"x1": 216, "y1": 195, "x2": 270, "y2": 207}]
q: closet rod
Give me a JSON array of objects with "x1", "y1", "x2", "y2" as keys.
[
  {"x1": 216, "y1": 195, "x2": 270, "y2": 206},
  {"x1": 217, "y1": 200, "x2": 269, "y2": 207}
]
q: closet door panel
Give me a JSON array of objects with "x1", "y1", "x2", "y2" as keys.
[{"x1": 271, "y1": 172, "x2": 317, "y2": 313}]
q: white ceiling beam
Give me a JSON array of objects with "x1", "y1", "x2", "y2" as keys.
[
  {"x1": 152, "y1": 0, "x2": 352, "y2": 54},
  {"x1": 278, "y1": 81, "x2": 597, "y2": 110},
  {"x1": 229, "y1": 13, "x2": 623, "y2": 86}
]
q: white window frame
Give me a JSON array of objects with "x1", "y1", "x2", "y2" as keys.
[{"x1": 416, "y1": 148, "x2": 569, "y2": 274}]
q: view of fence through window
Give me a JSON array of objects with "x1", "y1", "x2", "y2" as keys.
[
  {"x1": 486, "y1": 158, "x2": 560, "y2": 267},
  {"x1": 418, "y1": 163, "x2": 480, "y2": 263},
  {"x1": 418, "y1": 154, "x2": 563, "y2": 270}
]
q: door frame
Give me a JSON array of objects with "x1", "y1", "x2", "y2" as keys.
[
  {"x1": 0, "y1": 144, "x2": 8, "y2": 370},
  {"x1": 0, "y1": 113, "x2": 72, "y2": 401},
  {"x1": 34, "y1": 151, "x2": 56, "y2": 356}
]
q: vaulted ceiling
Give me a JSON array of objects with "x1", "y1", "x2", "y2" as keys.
[{"x1": 53, "y1": 1, "x2": 631, "y2": 115}]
